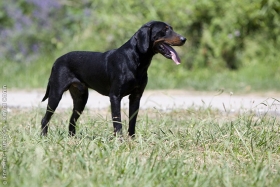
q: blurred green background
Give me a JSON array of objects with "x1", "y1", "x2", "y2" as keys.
[{"x1": 1, "y1": 0, "x2": 279, "y2": 92}]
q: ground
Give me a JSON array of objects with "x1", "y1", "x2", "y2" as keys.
[
  {"x1": 6, "y1": 89, "x2": 280, "y2": 116},
  {"x1": 2, "y1": 89, "x2": 280, "y2": 186}
]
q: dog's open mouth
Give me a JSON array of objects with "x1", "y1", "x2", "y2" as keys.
[{"x1": 156, "y1": 43, "x2": 181, "y2": 65}]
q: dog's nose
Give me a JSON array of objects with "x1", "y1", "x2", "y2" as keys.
[{"x1": 180, "y1": 37, "x2": 186, "y2": 43}]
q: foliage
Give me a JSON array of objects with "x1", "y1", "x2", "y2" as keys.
[
  {"x1": 1, "y1": 0, "x2": 279, "y2": 65},
  {"x1": 0, "y1": 0, "x2": 280, "y2": 90}
]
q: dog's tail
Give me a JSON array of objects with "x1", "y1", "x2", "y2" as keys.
[{"x1": 42, "y1": 83, "x2": 50, "y2": 102}]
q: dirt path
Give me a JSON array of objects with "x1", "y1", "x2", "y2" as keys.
[{"x1": 6, "y1": 89, "x2": 280, "y2": 116}]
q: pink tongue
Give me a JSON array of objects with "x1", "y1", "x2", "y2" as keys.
[{"x1": 164, "y1": 44, "x2": 181, "y2": 65}]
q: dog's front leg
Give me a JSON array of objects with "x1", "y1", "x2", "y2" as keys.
[
  {"x1": 128, "y1": 93, "x2": 142, "y2": 137},
  {"x1": 110, "y1": 94, "x2": 122, "y2": 136}
]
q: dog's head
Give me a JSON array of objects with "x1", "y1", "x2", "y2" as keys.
[{"x1": 135, "y1": 21, "x2": 186, "y2": 65}]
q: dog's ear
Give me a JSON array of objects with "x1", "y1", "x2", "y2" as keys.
[{"x1": 135, "y1": 26, "x2": 151, "y2": 53}]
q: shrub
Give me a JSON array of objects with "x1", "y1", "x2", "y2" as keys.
[{"x1": 0, "y1": 0, "x2": 279, "y2": 70}]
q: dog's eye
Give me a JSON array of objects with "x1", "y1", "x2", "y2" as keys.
[{"x1": 160, "y1": 28, "x2": 169, "y2": 36}]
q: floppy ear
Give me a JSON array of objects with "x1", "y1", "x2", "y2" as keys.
[{"x1": 135, "y1": 26, "x2": 151, "y2": 53}]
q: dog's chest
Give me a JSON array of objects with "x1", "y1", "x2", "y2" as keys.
[{"x1": 119, "y1": 71, "x2": 145, "y2": 96}]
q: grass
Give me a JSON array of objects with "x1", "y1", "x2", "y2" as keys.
[
  {"x1": 1, "y1": 107, "x2": 280, "y2": 186},
  {"x1": 1, "y1": 55, "x2": 280, "y2": 93}
]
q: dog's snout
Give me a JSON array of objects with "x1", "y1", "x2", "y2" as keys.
[{"x1": 180, "y1": 36, "x2": 186, "y2": 43}]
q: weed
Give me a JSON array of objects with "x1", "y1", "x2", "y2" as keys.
[{"x1": 2, "y1": 107, "x2": 280, "y2": 186}]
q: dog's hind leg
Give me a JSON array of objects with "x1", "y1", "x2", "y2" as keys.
[
  {"x1": 68, "y1": 82, "x2": 88, "y2": 136},
  {"x1": 41, "y1": 88, "x2": 63, "y2": 136}
]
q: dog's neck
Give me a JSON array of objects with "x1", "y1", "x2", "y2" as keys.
[{"x1": 119, "y1": 37, "x2": 155, "y2": 72}]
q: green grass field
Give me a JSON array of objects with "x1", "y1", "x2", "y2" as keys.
[
  {"x1": 1, "y1": 55, "x2": 280, "y2": 93},
  {"x1": 2, "y1": 107, "x2": 279, "y2": 186}
]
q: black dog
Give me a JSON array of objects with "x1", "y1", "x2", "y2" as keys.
[{"x1": 41, "y1": 21, "x2": 186, "y2": 136}]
